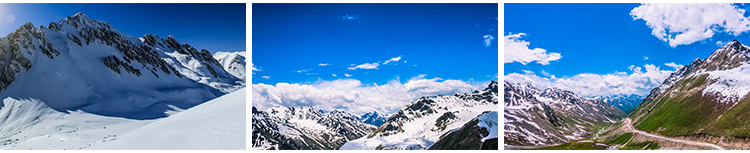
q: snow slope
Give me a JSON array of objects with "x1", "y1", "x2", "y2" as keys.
[
  {"x1": 0, "y1": 87, "x2": 245, "y2": 150},
  {"x1": 0, "y1": 98, "x2": 154, "y2": 150},
  {"x1": 85, "y1": 88, "x2": 246, "y2": 150}
]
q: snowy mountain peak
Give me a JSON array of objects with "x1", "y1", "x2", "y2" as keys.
[
  {"x1": 213, "y1": 51, "x2": 246, "y2": 81},
  {"x1": 59, "y1": 12, "x2": 112, "y2": 30},
  {"x1": 485, "y1": 80, "x2": 498, "y2": 92},
  {"x1": 359, "y1": 111, "x2": 389, "y2": 127}
]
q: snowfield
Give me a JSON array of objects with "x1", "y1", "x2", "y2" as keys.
[
  {"x1": 0, "y1": 88, "x2": 246, "y2": 150},
  {"x1": 701, "y1": 63, "x2": 750, "y2": 103}
]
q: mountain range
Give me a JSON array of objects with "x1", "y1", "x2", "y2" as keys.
[
  {"x1": 252, "y1": 106, "x2": 377, "y2": 150},
  {"x1": 252, "y1": 81, "x2": 499, "y2": 150},
  {"x1": 595, "y1": 94, "x2": 645, "y2": 114},
  {"x1": 341, "y1": 81, "x2": 498, "y2": 150},
  {"x1": 0, "y1": 12, "x2": 246, "y2": 149},
  {"x1": 504, "y1": 80, "x2": 626, "y2": 146}
]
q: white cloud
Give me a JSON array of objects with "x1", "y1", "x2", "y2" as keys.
[
  {"x1": 504, "y1": 33, "x2": 562, "y2": 65},
  {"x1": 252, "y1": 77, "x2": 488, "y2": 115},
  {"x1": 664, "y1": 62, "x2": 683, "y2": 70},
  {"x1": 251, "y1": 63, "x2": 261, "y2": 74},
  {"x1": 383, "y1": 56, "x2": 402, "y2": 65},
  {"x1": 716, "y1": 40, "x2": 728, "y2": 46},
  {"x1": 261, "y1": 76, "x2": 271, "y2": 79},
  {"x1": 344, "y1": 73, "x2": 352, "y2": 77},
  {"x1": 319, "y1": 63, "x2": 330, "y2": 66},
  {"x1": 631, "y1": 3, "x2": 750, "y2": 47},
  {"x1": 483, "y1": 34, "x2": 495, "y2": 47},
  {"x1": 644, "y1": 56, "x2": 649, "y2": 60},
  {"x1": 505, "y1": 64, "x2": 675, "y2": 97},
  {"x1": 340, "y1": 14, "x2": 359, "y2": 20},
  {"x1": 540, "y1": 70, "x2": 551, "y2": 77},
  {"x1": 522, "y1": 70, "x2": 534, "y2": 74},
  {"x1": 6, "y1": 14, "x2": 14, "y2": 24},
  {"x1": 332, "y1": 74, "x2": 337, "y2": 77},
  {"x1": 296, "y1": 69, "x2": 309, "y2": 73},
  {"x1": 348, "y1": 63, "x2": 379, "y2": 70},
  {"x1": 349, "y1": 56, "x2": 404, "y2": 70}
]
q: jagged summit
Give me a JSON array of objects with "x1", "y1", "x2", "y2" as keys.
[{"x1": 56, "y1": 12, "x2": 112, "y2": 30}]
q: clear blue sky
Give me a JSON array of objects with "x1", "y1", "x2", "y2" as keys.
[
  {"x1": 253, "y1": 3, "x2": 498, "y2": 85},
  {"x1": 505, "y1": 3, "x2": 750, "y2": 96},
  {"x1": 0, "y1": 3, "x2": 245, "y2": 53}
]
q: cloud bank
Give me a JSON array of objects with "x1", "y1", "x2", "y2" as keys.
[
  {"x1": 505, "y1": 63, "x2": 680, "y2": 97},
  {"x1": 252, "y1": 77, "x2": 489, "y2": 115}
]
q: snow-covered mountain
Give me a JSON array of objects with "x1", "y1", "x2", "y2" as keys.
[
  {"x1": 213, "y1": 51, "x2": 245, "y2": 81},
  {"x1": 630, "y1": 40, "x2": 750, "y2": 139},
  {"x1": 0, "y1": 87, "x2": 246, "y2": 150},
  {"x1": 595, "y1": 94, "x2": 644, "y2": 114},
  {"x1": 340, "y1": 81, "x2": 498, "y2": 150},
  {"x1": 252, "y1": 106, "x2": 377, "y2": 150},
  {"x1": 0, "y1": 12, "x2": 243, "y2": 119},
  {"x1": 427, "y1": 111, "x2": 497, "y2": 150},
  {"x1": 358, "y1": 111, "x2": 389, "y2": 127},
  {"x1": 504, "y1": 80, "x2": 626, "y2": 146},
  {"x1": 0, "y1": 12, "x2": 245, "y2": 149}
]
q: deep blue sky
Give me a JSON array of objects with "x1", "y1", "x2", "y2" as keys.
[
  {"x1": 253, "y1": 3, "x2": 498, "y2": 85},
  {"x1": 0, "y1": 3, "x2": 245, "y2": 53},
  {"x1": 505, "y1": 3, "x2": 750, "y2": 79}
]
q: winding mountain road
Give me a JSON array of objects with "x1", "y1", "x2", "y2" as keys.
[{"x1": 623, "y1": 118, "x2": 724, "y2": 150}]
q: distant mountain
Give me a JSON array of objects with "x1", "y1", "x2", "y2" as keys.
[
  {"x1": 504, "y1": 81, "x2": 626, "y2": 146},
  {"x1": 252, "y1": 106, "x2": 376, "y2": 150},
  {"x1": 213, "y1": 51, "x2": 246, "y2": 82},
  {"x1": 341, "y1": 81, "x2": 498, "y2": 150},
  {"x1": 358, "y1": 111, "x2": 389, "y2": 127},
  {"x1": 595, "y1": 94, "x2": 644, "y2": 114},
  {"x1": 630, "y1": 40, "x2": 750, "y2": 141}
]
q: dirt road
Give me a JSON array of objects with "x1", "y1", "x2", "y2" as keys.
[{"x1": 623, "y1": 118, "x2": 724, "y2": 150}]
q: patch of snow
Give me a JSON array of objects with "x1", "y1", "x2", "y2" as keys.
[
  {"x1": 475, "y1": 111, "x2": 498, "y2": 142},
  {"x1": 702, "y1": 63, "x2": 750, "y2": 103}
]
